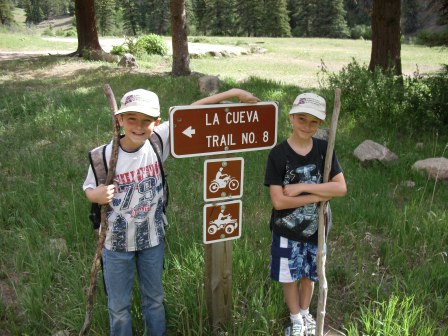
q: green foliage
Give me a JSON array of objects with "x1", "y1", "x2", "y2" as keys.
[
  {"x1": 41, "y1": 26, "x2": 53, "y2": 36},
  {"x1": 64, "y1": 28, "x2": 76, "y2": 37},
  {"x1": 110, "y1": 44, "x2": 127, "y2": 56},
  {"x1": 402, "y1": 0, "x2": 420, "y2": 35},
  {"x1": 135, "y1": 34, "x2": 168, "y2": 56},
  {"x1": 313, "y1": 0, "x2": 349, "y2": 38},
  {"x1": 416, "y1": 29, "x2": 448, "y2": 47},
  {"x1": 319, "y1": 59, "x2": 448, "y2": 131},
  {"x1": 95, "y1": 0, "x2": 116, "y2": 36},
  {"x1": 350, "y1": 24, "x2": 371, "y2": 40},
  {"x1": 0, "y1": 0, "x2": 15, "y2": 26},
  {"x1": 345, "y1": 296, "x2": 437, "y2": 335},
  {"x1": 262, "y1": 0, "x2": 291, "y2": 37},
  {"x1": 23, "y1": 0, "x2": 71, "y2": 24}
]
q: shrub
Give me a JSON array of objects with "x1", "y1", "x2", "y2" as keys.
[
  {"x1": 42, "y1": 27, "x2": 54, "y2": 37},
  {"x1": 319, "y1": 59, "x2": 448, "y2": 132},
  {"x1": 111, "y1": 44, "x2": 128, "y2": 56},
  {"x1": 55, "y1": 28, "x2": 65, "y2": 37},
  {"x1": 416, "y1": 29, "x2": 448, "y2": 47},
  {"x1": 124, "y1": 37, "x2": 145, "y2": 57},
  {"x1": 135, "y1": 34, "x2": 168, "y2": 56},
  {"x1": 350, "y1": 25, "x2": 372, "y2": 40},
  {"x1": 65, "y1": 29, "x2": 76, "y2": 37}
]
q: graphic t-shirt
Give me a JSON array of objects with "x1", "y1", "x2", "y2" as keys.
[
  {"x1": 264, "y1": 137, "x2": 342, "y2": 243},
  {"x1": 83, "y1": 122, "x2": 170, "y2": 252}
]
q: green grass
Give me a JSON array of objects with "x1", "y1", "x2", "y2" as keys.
[
  {"x1": 0, "y1": 36, "x2": 447, "y2": 335},
  {"x1": 1, "y1": 32, "x2": 447, "y2": 87}
]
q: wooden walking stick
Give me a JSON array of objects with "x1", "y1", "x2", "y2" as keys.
[
  {"x1": 316, "y1": 88, "x2": 341, "y2": 336},
  {"x1": 79, "y1": 84, "x2": 121, "y2": 336}
]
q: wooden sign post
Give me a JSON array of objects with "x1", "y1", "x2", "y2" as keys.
[{"x1": 204, "y1": 240, "x2": 233, "y2": 333}]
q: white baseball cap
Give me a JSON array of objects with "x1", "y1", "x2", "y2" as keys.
[
  {"x1": 116, "y1": 89, "x2": 160, "y2": 117},
  {"x1": 289, "y1": 92, "x2": 326, "y2": 121}
]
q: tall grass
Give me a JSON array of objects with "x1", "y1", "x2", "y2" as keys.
[{"x1": 0, "y1": 41, "x2": 447, "y2": 335}]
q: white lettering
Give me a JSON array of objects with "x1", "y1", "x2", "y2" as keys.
[
  {"x1": 206, "y1": 113, "x2": 220, "y2": 126},
  {"x1": 206, "y1": 134, "x2": 236, "y2": 147},
  {"x1": 242, "y1": 132, "x2": 256, "y2": 144},
  {"x1": 225, "y1": 110, "x2": 259, "y2": 124}
]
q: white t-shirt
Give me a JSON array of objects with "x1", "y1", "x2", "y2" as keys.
[{"x1": 83, "y1": 122, "x2": 170, "y2": 252}]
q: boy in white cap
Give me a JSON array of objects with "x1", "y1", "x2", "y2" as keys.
[
  {"x1": 82, "y1": 88, "x2": 259, "y2": 335},
  {"x1": 264, "y1": 93, "x2": 347, "y2": 336}
]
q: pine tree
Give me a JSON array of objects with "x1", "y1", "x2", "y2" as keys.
[
  {"x1": 344, "y1": 0, "x2": 372, "y2": 28},
  {"x1": 294, "y1": 0, "x2": 316, "y2": 37},
  {"x1": 287, "y1": 0, "x2": 300, "y2": 36},
  {"x1": 262, "y1": 0, "x2": 291, "y2": 37},
  {"x1": 23, "y1": 0, "x2": 45, "y2": 24},
  {"x1": 402, "y1": 0, "x2": 420, "y2": 34},
  {"x1": 139, "y1": 0, "x2": 170, "y2": 35},
  {"x1": 313, "y1": 0, "x2": 349, "y2": 38},
  {"x1": 236, "y1": 0, "x2": 264, "y2": 36},
  {"x1": 120, "y1": 0, "x2": 139, "y2": 35},
  {"x1": 206, "y1": 0, "x2": 237, "y2": 36},
  {"x1": 95, "y1": 0, "x2": 115, "y2": 36},
  {"x1": 0, "y1": 0, "x2": 15, "y2": 25},
  {"x1": 192, "y1": 0, "x2": 208, "y2": 35}
]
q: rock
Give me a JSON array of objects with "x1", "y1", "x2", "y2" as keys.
[
  {"x1": 118, "y1": 53, "x2": 138, "y2": 68},
  {"x1": 198, "y1": 75, "x2": 220, "y2": 95},
  {"x1": 314, "y1": 128, "x2": 330, "y2": 141},
  {"x1": 353, "y1": 140, "x2": 398, "y2": 164},
  {"x1": 412, "y1": 157, "x2": 448, "y2": 180}
]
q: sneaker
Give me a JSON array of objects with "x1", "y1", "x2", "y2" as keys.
[
  {"x1": 302, "y1": 313, "x2": 316, "y2": 336},
  {"x1": 285, "y1": 318, "x2": 304, "y2": 336}
]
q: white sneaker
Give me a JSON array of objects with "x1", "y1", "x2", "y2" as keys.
[
  {"x1": 302, "y1": 313, "x2": 316, "y2": 336},
  {"x1": 284, "y1": 317, "x2": 305, "y2": 336}
]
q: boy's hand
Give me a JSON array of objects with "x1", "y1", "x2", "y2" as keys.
[
  {"x1": 283, "y1": 184, "x2": 303, "y2": 197},
  {"x1": 88, "y1": 184, "x2": 116, "y2": 205},
  {"x1": 235, "y1": 89, "x2": 261, "y2": 104}
]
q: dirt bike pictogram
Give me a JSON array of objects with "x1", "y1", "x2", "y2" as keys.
[{"x1": 209, "y1": 177, "x2": 239, "y2": 193}]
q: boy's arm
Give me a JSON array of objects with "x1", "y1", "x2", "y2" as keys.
[
  {"x1": 283, "y1": 172, "x2": 347, "y2": 198},
  {"x1": 270, "y1": 185, "x2": 330, "y2": 210},
  {"x1": 85, "y1": 184, "x2": 116, "y2": 205},
  {"x1": 191, "y1": 88, "x2": 261, "y2": 105}
]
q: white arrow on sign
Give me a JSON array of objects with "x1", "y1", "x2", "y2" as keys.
[{"x1": 182, "y1": 126, "x2": 196, "y2": 138}]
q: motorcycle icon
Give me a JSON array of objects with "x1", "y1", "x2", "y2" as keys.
[
  {"x1": 208, "y1": 216, "x2": 238, "y2": 235},
  {"x1": 209, "y1": 177, "x2": 239, "y2": 193},
  {"x1": 209, "y1": 167, "x2": 240, "y2": 193}
]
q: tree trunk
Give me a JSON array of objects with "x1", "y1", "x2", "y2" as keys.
[
  {"x1": 369, "y1": 0, "x2": 402, "y2": 75},
  {"x1": 74, "y1": 0, "x2": 110, "y2": 60},
  {"x1": 170, "y1": 0, "x2": 191, "y2": 76}
]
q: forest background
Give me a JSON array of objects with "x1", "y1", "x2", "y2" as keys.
[{"x1": 1, "y1": 0, "x2": 447, "y2": 43}]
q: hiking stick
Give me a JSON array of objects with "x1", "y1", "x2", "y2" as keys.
[
  {"x1": 79, "y1": 84, "x2": 121, "y2": 336},
  {"x1": 316, "y1": 88, "x2": 341, "y2": 336}
]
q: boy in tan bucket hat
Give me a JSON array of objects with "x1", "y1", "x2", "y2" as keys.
[{"x1": 264, "y1": 92, "x2": 347, "y2": 336}]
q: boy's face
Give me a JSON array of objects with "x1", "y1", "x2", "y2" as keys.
[
  {"x1": 289, "y1": 113, "x2": 322, "y2": 139},
  {"x1": 118, "y1": 112, "x2": 160, "y2": 149}
]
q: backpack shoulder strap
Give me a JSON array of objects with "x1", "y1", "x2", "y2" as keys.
[
  {"x1": 88, "y1": 144, "x2": 108, "y2": 186},
  {"x1": 149, "y1": 131, "x2": 163, "y2": 158},
  {"x1": 149, "y1": 131, "x2": 169, "y2": 211}
]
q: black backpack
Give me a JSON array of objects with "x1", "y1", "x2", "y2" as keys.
[{"x1": 88, "y1": 131, "x2": 169, "y2": 230}]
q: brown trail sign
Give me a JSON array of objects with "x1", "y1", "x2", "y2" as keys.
[{"x1": 169, "y1": 102, "x2": 278, "y2": 158}]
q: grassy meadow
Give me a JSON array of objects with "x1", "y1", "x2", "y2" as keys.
[{"x1": 0, "y1": 33, "x2": 447, "y2": 336}]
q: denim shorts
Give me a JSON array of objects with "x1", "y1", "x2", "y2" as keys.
[{"x1": 270, "y1": 232, "x2": 321, "y2": 283}]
